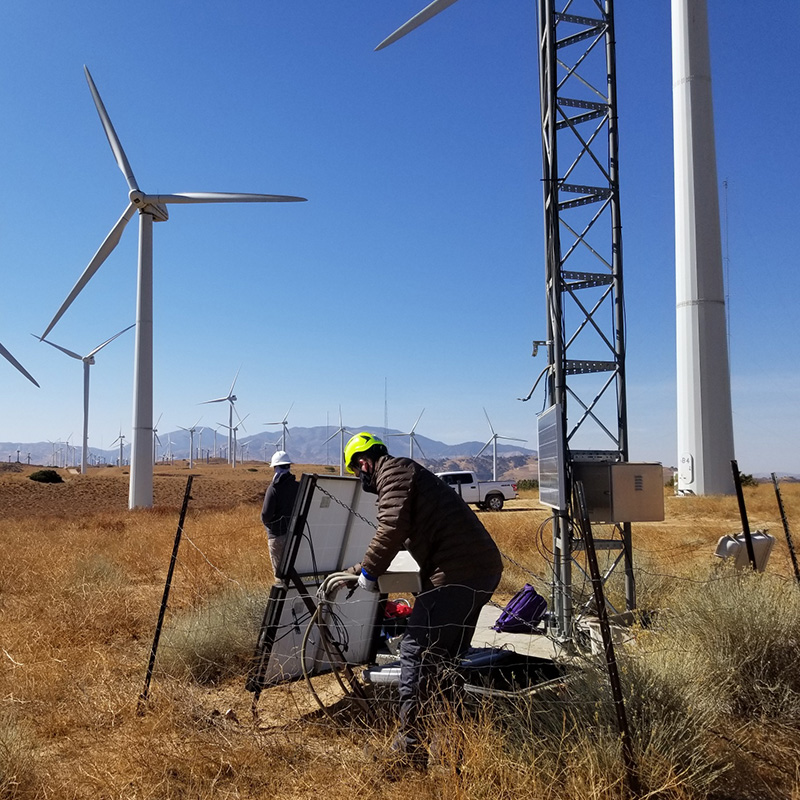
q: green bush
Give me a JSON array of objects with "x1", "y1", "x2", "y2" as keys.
[
  {"x1": 516, "y1": 479, "x2": 539, "y2": 491},
  {"x1": 28, "y1": 469, "x2": 63, "y2": 484}
]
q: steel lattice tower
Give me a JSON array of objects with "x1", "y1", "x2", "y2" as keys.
[{"x1": 537, "y1": 0, "x2": 634, "y2": 640}]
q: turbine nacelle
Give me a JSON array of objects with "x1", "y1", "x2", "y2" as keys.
[{"x1": 129, "y1": 191, "x2": 169, "y2": 221}]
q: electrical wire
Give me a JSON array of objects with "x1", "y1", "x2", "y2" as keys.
[{"x1": 300, "y1": 571, "x2": 370, "y2": 721}]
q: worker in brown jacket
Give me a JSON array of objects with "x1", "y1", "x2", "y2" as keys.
[{"x1": 344, "y1": 432, "x2": 503, "y2": 772}]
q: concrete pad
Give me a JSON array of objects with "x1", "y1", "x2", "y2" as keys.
[{"x1": 470, "y1": 603, "x2": 566, "y2": 661}]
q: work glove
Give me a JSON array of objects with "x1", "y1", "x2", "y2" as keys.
[
  {"x1": 357, "y1": 569, "x2": 378, "y2": 592},
  {"x1": 345, "y1": 563, "x2": 362, "y2": 576}
]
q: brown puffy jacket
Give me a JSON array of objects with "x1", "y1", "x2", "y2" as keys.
[{"x1": 361, "y1": 455, "x2": 503, "y2": 588}]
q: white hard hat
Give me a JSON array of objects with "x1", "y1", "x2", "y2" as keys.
[{"x1": 270, "y1": 450, "x2": 292, "y2": 468}]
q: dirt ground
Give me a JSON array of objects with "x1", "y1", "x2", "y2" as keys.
[{"x1": 0, "y1": 461, "x2": 334, "y2": 518}]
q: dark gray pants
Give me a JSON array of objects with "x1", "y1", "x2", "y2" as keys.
[{"x1": 394, "y1": 574, "x2": 501, "y2": 756}]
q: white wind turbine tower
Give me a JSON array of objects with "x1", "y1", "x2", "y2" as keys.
[
  {"x1": 265, "y1": 403, "x2": 294, "y2": 451},
  {"x1": 35, "y1": 324, "x2": 135, "y2": 474},
  {"x1": 475, "y1": 408, "x2": 527, "y2": 482},
  {"x1": 0, "y1": 341, "x2": 39, "y2": 387},
  {"x1": 202, "y1": 369, "x2": 242, "y2": 467},
  {"x1": 178, "y1": 418, "x2": 202, "y2": 469},
  {"x1": 389, "y1": 409, "x2": 427, "y2": 460},
  {"x1": 39, "y1": 67, "x2": 306, "y2": 510},
  {"x1": 324, "y1": 407, "x2": 352, "y2": 475},
  {"x1": 672, "y1": 0, "x2": 735, "y2": 495}
]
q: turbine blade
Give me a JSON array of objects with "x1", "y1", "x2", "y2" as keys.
[
  {"x1": 475, "y1": 438, "x2": 492, "y2": 458},
  {"x1": 411, "y1": 408, "x2": 425, "y2": 432},
  {"x1": 498, "y1": 435, "x2": 527, "y2": 443},
  {"x1": 483, "y1": 407, "x2": 496, "y2": 434},
  {"x1": 375, "y1": 0, "x2": 462, "y2": 51},
  {"x1": 40, "y1": 202, "x2": 136, "y2": 340},
  {"x1": 228, "y1": 366, "x2": 241, "y2": 396},
  {"x1": 33, "y1": 335, "x2": 82, "y2": 360},
  {"x1": 86, "y1": 322, "x2": 135, "y2": 358},
  {"x1": 0, "y1": 342, "x2": 40, "y2": 387},
  {"x1": 200, "y1": 396, "x2": 227, "y2": 405},
  {"x1": 152, "y1": 192, "x2": 307, "y2": 204},
  {"x1": 84, "y1": 66, "x2": 140, "y2": 193}
]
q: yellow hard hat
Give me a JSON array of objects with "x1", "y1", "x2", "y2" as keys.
[{"x1": 344, "y1": 431, "x2": 385, "y2": 474}]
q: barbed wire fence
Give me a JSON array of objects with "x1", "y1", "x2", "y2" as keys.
[{"x1": 135, "y1": 474, "x2": 800, "y2": 746}]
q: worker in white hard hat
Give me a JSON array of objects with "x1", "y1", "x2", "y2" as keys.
[{"x1": 261, "y1": 450, "x2": 299, "y2": 579}]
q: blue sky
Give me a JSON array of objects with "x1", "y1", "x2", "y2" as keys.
[{"x1": 0, "y1": 1, "x2": 797, "y2": 473}]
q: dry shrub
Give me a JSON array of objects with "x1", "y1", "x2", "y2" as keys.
[
  {"x1": 650, "y1": 566, "x2": 800, "y2": 724},
  {"x1": 156, "y1": 584, "x2": 270, "y2": 684},
  {"x1": 0, "y1": 712, "x2": 38, "y2": 799}
]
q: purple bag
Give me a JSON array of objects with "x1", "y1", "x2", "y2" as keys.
[{"x1": 493, "y1": 584, "x2": 548, "y2": 633}]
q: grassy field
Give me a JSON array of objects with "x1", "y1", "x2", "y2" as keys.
[{"x1": 0, "y1": 462, "x2": 798, "y2": 798}]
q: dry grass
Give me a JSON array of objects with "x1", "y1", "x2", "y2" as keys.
[{"x1": 0, "y1": 466, "x2": 799, "y2": 798}]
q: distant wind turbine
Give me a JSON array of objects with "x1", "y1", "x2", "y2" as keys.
[
  {"x1": 265, "y1": 403, "x2": 294, "y2": 451},
  {"x1": 389, "y1": 409, "x2": 427, "y2": 460},
  {"x1": 201, "y1": 369, "x2": 242, "y2": 467},
  {"x1": 0, "y1": 341, "x2": 39, "y2": 387},
  {"x1": 219, "y1": 414, "x2": 248, "y2": 469},
  {"x1": 178, "y1": 418, "x2": 202, "y2": 469},
  {"x1": 110, "y1": 431, "x2": 126, "y2": 468},
  {"x1": 39, "y1": 67, "x2": 306, "y2": 509},
  {"x1": 324, "y1": 406, "x2": 352, "y2": 475},
  {"x1": 35, "y1": 324, "x2": 134, "y2": 474},
  {"x1": 475, "y1": 408, "x2": 527, "y2": 481}
]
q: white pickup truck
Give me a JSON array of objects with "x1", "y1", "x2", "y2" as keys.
[{"x1": 435, "y1": 470, "x2": 518, "y2": 511}]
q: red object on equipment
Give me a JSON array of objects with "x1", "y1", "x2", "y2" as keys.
[{"x1": 384, "y1": 599, "x2": 412, "y2": 618}]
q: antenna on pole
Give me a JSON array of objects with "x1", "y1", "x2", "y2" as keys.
[{"x1": 384, "y1": 377, "x2": 389, "y2": 438}]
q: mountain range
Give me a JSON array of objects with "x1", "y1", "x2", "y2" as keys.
[{"x1": 1, "y1": 425, "x2": 538, "y2": 478}]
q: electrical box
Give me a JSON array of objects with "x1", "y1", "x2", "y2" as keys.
[{"x1": 572, "y1": 462, "x2": 665, "y2": 523}]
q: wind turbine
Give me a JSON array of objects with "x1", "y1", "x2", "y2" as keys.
[
  {"x1": 389, "y1": 409, "x2": 427, "y2": 460},
  {"x1": 152, "y1": 413, "x2": 162, "y2": 464},
  {"x1": 39, "y1": 67, "x2": 306, "y2": 509},
  {"x1": 219, "y1": 414, "x2": 248, "y2": 469},
  {"x1": 35, "y1": 324, "x2": 134, "y2": 474},
  {"x1": 178, "y1": 418, "x2": 202, "y2": 469},
  {"x1": 110, "y1": 431, "x2": 126, "y2": 468},
  {"x1": 265, "y1": 403, "x2": 294, "y2": 451},
  {"x1": 475, "y1": 408, "x2": 527, "y2": 481},
  {"x1": 323, "y1": 407, "x2": 352, "y2": 475},
  {"x1": 0, "y1": 341, "x2": 39, "y2": 387},
  {"x1": 201, "y1": 369, "x2": 242, "y2": 466}
]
